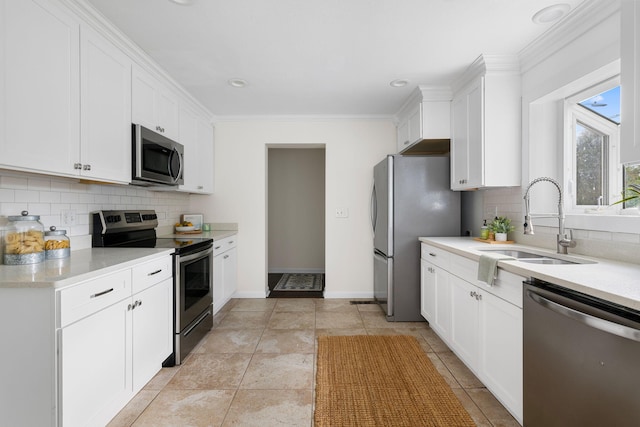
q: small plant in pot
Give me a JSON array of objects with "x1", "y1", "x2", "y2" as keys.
[{"x1": 489, "y1": 216, "x2": 514, "y2": 241}]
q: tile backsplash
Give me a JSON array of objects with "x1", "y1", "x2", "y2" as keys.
[{"x1": 0, "y1": 171, "x2": 190, "y2": 248}]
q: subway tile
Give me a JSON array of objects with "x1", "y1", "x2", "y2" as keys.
[
  {"x1": 15, "y1": 190, "x2": 39, "y2": 203},
  {"x1": 27, "y1": 178, "x2": 51, "y2": 191},
  {"x1": 39, "y1": 191, "x2": 61, "y2": 203},
  {"x1": 0, "y1": 175, "x2": 28, "y2": 189},
  {"x1": 0, "y1": 188, "x2": 15, "y2": 202},
  {"x1": 587, "y1": 230, "x2": 613, "y2": 241},
  {"x1": 27, "y1": 203, "x2": 51, "y2": 215}
]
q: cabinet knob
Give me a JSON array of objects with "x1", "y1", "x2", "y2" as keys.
[
  {"x1": 82, "y1": 164, "x2": 91, "y2": 171},
  {"x1": 197, "y1": 186, "x2": 203, "y2": 189},
  {"x1": 224, "y1": 255, "x2": 229, "y2": 259},
  {"x1": 404, "y1": 140, "x2": 410, "y2": 145},
  {"x1": 74, "y1": 163, "x2": 82, "y2": 170}
]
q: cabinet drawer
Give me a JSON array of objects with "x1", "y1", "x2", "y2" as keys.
[
  {"x1": 132, "y1": 255, "x2": 173, "y2": 294},
  {"x1": 213, "y1": 235, "x2": 237, "y2": 256},
  {"x1": 420, "y1": 243, "x2": 450, "y2": 270},
  {"x1": 58, "y1": 269, "x2": 131, "y2": 327}
]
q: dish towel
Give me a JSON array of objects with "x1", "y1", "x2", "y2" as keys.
[{"x1": 477, "y1": 253, "x2": 515, "y2": 286}]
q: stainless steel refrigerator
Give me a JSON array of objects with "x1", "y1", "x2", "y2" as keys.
[{"x1": 372, "y1": 155, "x2": 460, "y2": 321}]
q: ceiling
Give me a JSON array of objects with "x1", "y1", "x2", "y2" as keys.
[{"x1": 86, "y1": 0, "x2": 585, "y2": 117}]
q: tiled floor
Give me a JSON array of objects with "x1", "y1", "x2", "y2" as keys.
[{"x1": 108, "y1": 298, "x2": 520, "y2": 426}]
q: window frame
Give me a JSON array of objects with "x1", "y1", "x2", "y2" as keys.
[{"x1": 563, "y1": 78, "x2": 622, "y2": 214}]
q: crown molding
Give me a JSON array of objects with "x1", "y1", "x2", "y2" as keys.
[
  {"x1": 450, "y1": 54, "x2": 520, "y2": 93},
  {"x1": 518, "y1": 0, "x2": 620, "y2": 74}
]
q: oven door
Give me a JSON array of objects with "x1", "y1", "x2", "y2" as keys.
[{"x1": 175, "y1": 245, "x2": 213, "y2": 332}]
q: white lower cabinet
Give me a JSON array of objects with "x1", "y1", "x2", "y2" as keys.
[
  {"x1": 420, "y1": 242, "x2": 523, "y2": 424},
  {"x1": 213, "y1": 235, "x2": 238, "y2": 314}
]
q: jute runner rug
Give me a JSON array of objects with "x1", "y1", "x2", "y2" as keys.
[{"x1": 315, "y1": 335, "x2": 476, "y2": 426}]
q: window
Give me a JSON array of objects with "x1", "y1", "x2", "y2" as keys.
[{"x1": 565, "y1": 82, "x2": 621, "y2": 211}]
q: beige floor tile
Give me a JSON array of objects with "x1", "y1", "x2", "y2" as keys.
[
  {"x1": 451, "y1": 388, "x2": 493, "y2": 427},
  {"x1": 230, "y1": 298, "x2": 276, "y2": 312},
  {"x1": 420, "y1": 327, "x2": 451, "y2": 353},
  {"x1": 314, "y1": 299, "x2": 359, "y2": 312},
  {"x1": 356, "y1": 302, "x2": 383, "y2": 312},
  {"x1": 240, "y1": 353, "x2": 314, "y2": 390},
  {"x1": 360, "y1": 310, "x2": 397, "y2": 328},
  {"x1": 107, "y1": 390, "x2": 159, "y2": 427},
  {"x1": 217, "y1": 311, "x2": 271, "y2": 329},
  {"x1": 267, "y1": 311, "x2": 316, "y2": 329},
  {"x1": 195, "y1": 329, "x2": 263, "y2": 354},
  {"x1": 314, "y1": 328, "x2": 368, "y2": 337},
  {"x1": 143, "y1": 366, "x2": 181, "y2": 390},
  {"x1": 465, "y1": 388, "x2": 521, "y2": 426},
  {"x1": 255, "y1": 329, "x2": 315, "y2": 353},
  {"x1": 166, "y1": 353, "x2": 252, "y2": 390},
  {"x1": 132, "y1": 389, "x2": 235, "y2": 427},
  {"x1": 426, "y1": 352, "x2": 462, "y2": 390},
  {"x1": 438, "y1": 351, "x2": 485, "y2": 389},
  {"x1": 315, "y1": 310, "x2": 364, "y2": 329},
  {"x1": 274, "y1": 298, "x2": 317, "y2": 312},
  {"x1": 222, "y1": 389, "x2": 312, "y2": 427}
]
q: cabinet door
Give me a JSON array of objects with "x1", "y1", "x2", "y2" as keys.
[
  {"x1": 396, "y1": 118, "x2": 409, "y2": 152},
  {"x1": 0, "y1": 0, "x2": 80, "y2": 176},
  {"x1": 621, "y1": 0, "x2": 640, "y2": 164},
  {"x1": 420, "y1": 259, "x2": 435, "y2": 322},
  {"x1": 450, "y1": 94, "x2": 468, "y2": 190},
  {"x1": 479, "y1": 291, "x2": 523, "y2": 422},
  {"x1": 466, "y1": 78, "x2": 484, "y2": 187},
  {"x1": 60, "y1": 299, "x2": 132, "y2": 427},
  {"x1": 157, "y1": 88, "x2": 180, "y2": 140},
  {"x1": 213, "y1": 252, "x2": 224, "y2": 314},
  {"x1": 432, "y1": 265, "x2": 452, "y2": 341},
  {"x1": 407, "y1": 103, "x2": 422, "y2": 146},
  {"x1": 178, "y1": 106, "x2": 199, "y2": 192},
  {"x1": 80, "y1": 24, "x2": 131, "y2": 183},
  {"x1": 222, "y1": 246, "x2": 238, "y2": 302},
  {"x1": 132, "y1": 66, "x2": 158, "y2": 131},
  {"x1": 132, "y1": 278, "x2": 173, "y2": 391},
  {"x1": 197, "y1": 119, "x2": 215, "y2": 193},
  {"x1": 449, "y1": 275, "x2": 479, "y2": 368}
]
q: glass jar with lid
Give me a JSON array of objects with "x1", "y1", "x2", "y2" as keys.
[
  {"x1": 45, "y1": 226, "x2": 70, "y2": 259},
  {"x1": 3, "y1": 211, "x2": 45, "y2": 265}
]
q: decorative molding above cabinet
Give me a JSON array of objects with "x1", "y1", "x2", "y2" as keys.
[
  {"x1": 450, "y1": 54, "x2": 521, "y2": 191},
  {"x1": 395, "y1": 86, "x2": 451, "y2": 155}
]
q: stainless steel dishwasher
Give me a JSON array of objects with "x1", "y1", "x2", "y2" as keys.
[{"x1": 524, "y1": 278, "x2": 640, "y2": 427}]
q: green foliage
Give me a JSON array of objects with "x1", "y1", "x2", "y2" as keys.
[
  {"x1": 489, "y1": 216, "x2": 514, "y2": 234},
  {"x1": 611, "y1": 183, "x2": 640, "y2": 207}
]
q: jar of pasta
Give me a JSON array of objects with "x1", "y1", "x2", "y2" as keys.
[
  {"x1": 45, "y1": 226, "x2": 70, "y2": 259},
  {"x1": 3, "y1": 211, "x2": 45, "y2": 265}
]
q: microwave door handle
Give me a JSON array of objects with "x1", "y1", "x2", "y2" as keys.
[{"x1": 169, "y1": 148, "x2": 184, "y2": 184}]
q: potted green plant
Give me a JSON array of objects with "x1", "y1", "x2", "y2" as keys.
[
  {"x1": 489, "y1": 216, "x2": 514, "y2": 241},
  {"x1": 611, "y1": 183, "x2": 640, "y2": 209}
]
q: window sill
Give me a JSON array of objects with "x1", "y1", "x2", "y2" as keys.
[{"x1": 535, "y1": 210, "x2": 640, "y2": 233}]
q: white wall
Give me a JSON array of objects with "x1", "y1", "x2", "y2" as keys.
[
  {"x1": 189, "y1": 119, "x2": 396, "y2": 298},
  {"x1": 268, "y1": 148, "x2": 325, "y2": 273}
]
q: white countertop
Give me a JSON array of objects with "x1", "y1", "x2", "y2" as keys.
[
  {"x1": 0, "y1": 247, "x2": 174, "y2": 289},
  {"x1": 420, "y1": 237, "x2": 640, "y2": 311}
]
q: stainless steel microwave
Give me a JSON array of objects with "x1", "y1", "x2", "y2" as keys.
[{"x1": 131, "y1": 124, "x2": 184, "y2": 186}]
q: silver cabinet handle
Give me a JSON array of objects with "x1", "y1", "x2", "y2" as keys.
[
  {"x1": 83, "y1": 164, "x2": 91, "y2": 171},
  {"x1": 90, "y1": 288, "x2": 114, "y2": 299},
  {"x1": 223, "y1": 255, "x2": 229, "y2": 259},
  {"x1": 527, "y1": 290, "x2": 640, "y2": 342},
  {"x1": 74, "y1": 163, "x2": 82, "y2": 170},
  {"x1": 197, "y1": 185, "x2": 203, "y2": 189},
  {"x1": 147, "y1": 269, "x2": 162, "y2": 276},
  {"x1": 429, "y1": 252, "x2": 436, "y2": 257},
  {"x1": 404, "y1": 140, "x2": 410, "y2": 145},
  {"x1": 228, "y1": 241, "x2": 234, "y2": 244},
  {"x1": 214, "y1": 246, "x2": 222, "y2": 250}
]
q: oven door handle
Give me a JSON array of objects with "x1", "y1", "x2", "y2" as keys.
[{"x1": 178, "y1": 246, "x2": 213, "y2": 263}]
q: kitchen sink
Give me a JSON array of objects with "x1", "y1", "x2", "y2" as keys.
[
  {"x1": 478, "y1": 249, "x2": 544, "y2": 259},
  {"x1": 478, "y1": 249, "x2": 597, "y2": 265}
]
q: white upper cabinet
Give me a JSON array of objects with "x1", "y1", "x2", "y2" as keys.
[
  {"x1": 0, "y1": 0, "x2": 80, "y2": 176},
  {"x1": 621, "y1": 0, "x2": 640, "y2": 164},
  {"x1": 178, "y1": 105, "x2": 214, "y2": 194},
  {"x1": 450, "y1": 55, "x2": 521, "y2": 190},
  {"x1": 80, "y1": 24, "x2": 132, "y2": 183},
  {"x1": 396, "y1": 86, "x2": 451, "y2": 154},
  {"x1": 132, "y1": 65, "x2": 180, "y2": 141}
]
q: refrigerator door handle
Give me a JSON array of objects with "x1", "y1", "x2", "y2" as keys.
[{"x1": 371, "y1": 184, "x2": 377, "y2": 233}]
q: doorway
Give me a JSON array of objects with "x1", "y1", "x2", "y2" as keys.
[{"x1": 267, "y1": 146, "x2": 326, "y2": 297}]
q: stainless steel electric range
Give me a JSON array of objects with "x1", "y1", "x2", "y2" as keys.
[{"x1": 92, "y1": 210, "x2": 213, "y2": 366}]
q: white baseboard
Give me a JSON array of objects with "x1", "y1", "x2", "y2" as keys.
[
  {"x1": 268, "y1": 268, "x2": 325, "y2": 274},
  {"x1": 322, "y1": 291, "x2": 375, "y2": 299},
  {"x1": 232, "y1": 291, "x2": 269, "y2": 299}
]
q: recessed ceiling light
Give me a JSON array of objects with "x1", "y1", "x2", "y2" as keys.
[
  {"x1": 168, "y1": 0, "x2": 194, "y2": 5},
  {"x1": 390, "y1": 79, "x2": 409, "y2": 88},
  {"x1": 228, "y1": 78, "x2": 248, "y2": 88},
  {"x1": 532, "y1": 3, "x2": 570, "y2": 24}
]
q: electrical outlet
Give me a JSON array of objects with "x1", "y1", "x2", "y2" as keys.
[
  {"x1": 62, "y1": 209, "x2": 76, "y2": 226},
  {"x1": 335, "y1": 207, "x2": 349, "y2": 218}
]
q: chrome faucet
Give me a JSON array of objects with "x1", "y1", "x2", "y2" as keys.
[{"x1": 523, "y1": 177, "x2": 577, "y2": 254}]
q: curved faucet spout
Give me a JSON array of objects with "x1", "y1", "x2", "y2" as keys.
[{"x1": 523, "y1": 177, "x2": 575, "y2": 254}]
